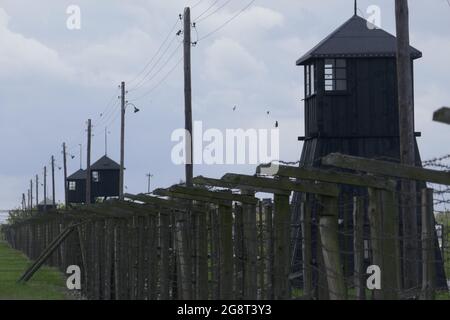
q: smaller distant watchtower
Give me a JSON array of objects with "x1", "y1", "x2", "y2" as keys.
[
  {"x1": 66, "y1": 155, "x2": 120, "y2": 204},
  {"x1": 67, "y1": 169, "x2": 86, "y2": 204},
  {"x1": 90, "y1": 155, "x2": 121, "y2": 200}
]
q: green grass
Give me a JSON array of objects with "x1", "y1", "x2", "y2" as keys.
[{"x1": 0, "y1": 241, "x2": 67, "y2": 300}]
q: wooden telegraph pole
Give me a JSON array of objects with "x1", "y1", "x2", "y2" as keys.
[
  {"x1": 86, "y1": 119, "x2": 92, "y2": 205},
  {"x1": 51, "y1": 155, "x2": 56, "y2": 206},
  {"x1": 35, "y1": 174, "x2": 39, "y2": 207},
  {"x1": 63, "y1": 143, "x2": 68, "y2": 207},
  {"x1": 146, "y1": 173, "x2": 153, "y2": 193},
  {"x1": 395, "y1": 0, "x2": 419, "y2": 290},
  {"x1": 184, "y1": 7, "x2": 193, "y2": 187},
  {"x1": 120, "y1": 82, "x2": 126, "y2": 199},
  {"x1": 30, "y1": 180, "x2": 33, "y2": 210},
  {"x1": 43, "y1": 166, "x2": 47, "y2": 212}
]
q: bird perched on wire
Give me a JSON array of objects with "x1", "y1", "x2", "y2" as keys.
[{"x1": 275, "y1": 121, "x2": 279, "y2": 128}]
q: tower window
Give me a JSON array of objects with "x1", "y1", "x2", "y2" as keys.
[
  {"x1": 305, "y1": 63, "x2": 316, "y2": 97},
  {"x1": 69, "y1": 181, "x2": 76, "y2": 191},
  {"x1": 324, "y1": 59, "x2": 347, "y2": 91},
  {"x1": 92, "y1": 171, "x2": 100, "y2": 183}
]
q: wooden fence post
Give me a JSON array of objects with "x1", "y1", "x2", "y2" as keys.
[
  {"x1": 242, "y1": 189, "x2": 257, "y2": 299},
  {"x1": 353, "y1": 196, "x2": 366, "y2": 300},
  {"x1": 196, "y1": 207, "x2": 209, "y2": 300},
  {"x1": 273, "y1": 192, "x2": 291, "y2": 299},
  {"x1": 234, "y1": 203, "x2": 244, "y2": 299},
  {"x1": 264, "y1": 199, "x2": 274, "y2": 300},
  {"x1": 318, "y1": 196, "x2": 347, "y2": 300},
  {"x1": 218, "y1": 202, "x2": 233, "y2": 300},
  {"x1": 421, "y1": 188, "x2": 436, "y2": 300},
  {"x1": 368, "y1": 188, "x2": 400, "y2": 300},
  {"x1": 301, "y1": 197, "x2": 313, "y2": 299},
  {"x1": 210, "y1": 206, "x2": 220, "y2": 299},
  {"x1": 175, "y1": 207, "x2": 192, "y2": 300},
  {"x1": 159, "y1": 209, "x2": 170, "y2": 300}
]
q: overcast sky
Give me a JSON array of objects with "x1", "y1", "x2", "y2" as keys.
[{"x1": 0, "y1": 0, "x2": 449, "y2": 212}]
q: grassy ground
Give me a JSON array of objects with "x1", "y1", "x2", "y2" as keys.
[{"x1": 0, "y1": 241, "x2": 67, "y2": 300}]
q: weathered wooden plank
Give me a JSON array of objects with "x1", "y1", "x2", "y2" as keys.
[
  {"x1": 322, "y1": 153, "x2": 450, "y2": 185},
  {"x1": 318, "y1": 196, "x2": 347, "y2": 300},
  {"x1": 433, "y1": 107, "x2": 450, "y2": 125},
  {"x1": 164, "y1": 185, "x2": 259, "y2": 205},
  {"x1": 258, "y1": 164, "x2": 396, "y2": 191},
  {"x1": 222, "y1": 173, "x2": 339, "y2": 197}
]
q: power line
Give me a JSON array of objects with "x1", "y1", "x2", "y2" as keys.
[
  {"x1": 193, "y1": 0, "x2": 221, "y2": 21},
  {"x1": 129, "y1": 37, "x2": 182, "y2": 92},
  {"x1": 197, "y1": 0, "x2": 257, "y2": 42},
  {"x1": 128, "y1": 41, "x2": 183, "y2": 98},
  {"x1": 127, "y1": 18, "x2": 182, "y2": 88},
  {"x1": 129, "y1": 56, "x2": 183, "y2": 102},
  {"x1": 195, "y1": 0, "x2": 234, "y2": 23}
]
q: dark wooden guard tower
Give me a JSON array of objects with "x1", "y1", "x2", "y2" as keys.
[
  {"x1": 291, "y1": 12, "x2": 447, "y2": 293},
  {"x1": 67, "y1": 155, "x2": 120, "y2": 204},
  {"x1": 67, "y1": 169, "x2": 86, "y2": 204}
]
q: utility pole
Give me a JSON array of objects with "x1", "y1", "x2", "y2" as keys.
[
  {"x1": 27, "y1": 189, "x2": 30, "y2": 210},
  {"x1": 63, "y1": 143, "x2": 68, "y2": 207},
  {"x1": 30, "y1": 179, "x2": 33, "y2": 210},
  {"x1": 146, "y1": 173, "x2": 154, "y2": 193},
  {"x1": 22, "y1": 193, "x2": 26, "y2": 211},
  {"x1": 79, "y1": 144, "x2": 82, "y2": 169},
  {"x1": 44, "y1": 166, "x2": 47, "y2": 212},
  {"x1": 86, "y1": 119, "x2": 92, "y2": 205},
  {"x1": 184, "y1": 7, "x2": 193, "y2": 187},
  {"x1": 35, "y1": 174, "x2": 39, "y2": 207},
  {"x1": 120, "y1": 81, "x2": 126, "y2": 199},
  {"x1": 51, "y1": 155, "x2": 56, "y2": 206},
  {"x1": 395, "y1": 0, "x2": 418, "y2": 291},
  {"x1": 105, "y1": 127, "x2": 108, "y2": 156}
]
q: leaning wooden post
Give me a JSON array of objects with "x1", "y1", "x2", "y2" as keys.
[
  {"x1": 218, "y1": 201, "x2": 233, "y2": 300},
  {"x1": 421, "y1": 188, "x2": 435, "y2": 300},
  {"x1": 273, "y1": 191, "x2": 291, "y2": 299},
  {"x1": 242, "y1": 189, "x2": 257, "y2": 299},
  {"x1": 318, "y1": 195, "x2": 347, "y2": 300},
  {"x1": 301, "y1": 196, "x2": 313, "y2": 299},
  {"x1": 353, "y1": 196, "x2": 366, "y2": 300}
]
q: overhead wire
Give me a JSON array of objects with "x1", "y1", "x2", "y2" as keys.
[{"x1": 197, "y1": 0, "x2": 257, "y2": 42}]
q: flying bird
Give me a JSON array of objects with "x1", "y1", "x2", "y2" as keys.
[
  {"x1": 267, "y1": 111, "x2": 270, "y2": 115},
  {"x1": 275, "y1": 121, "x2": 279, "y2": 128},
  {"x1": 233, "y1": 106, "x2": 237, "y2": 111}
]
